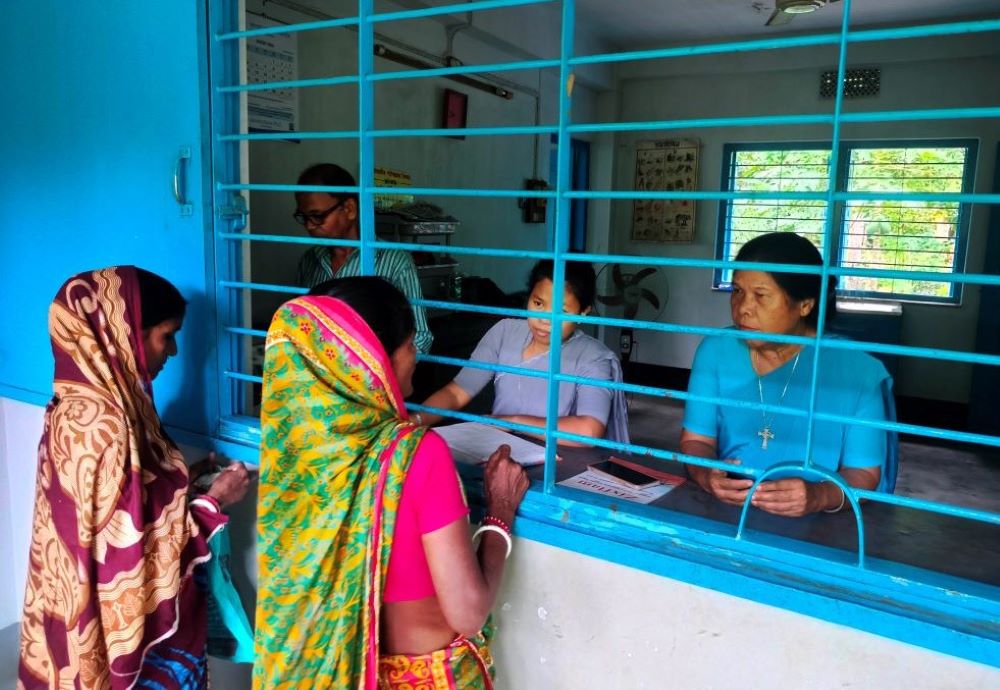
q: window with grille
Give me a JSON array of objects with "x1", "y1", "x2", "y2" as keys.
[
  {"x1": 205, "y1": 0, "x2": 1000, "y2": 667},
  {"x1": 716, "y1": 141, "x2": 977, "y2": 303}
]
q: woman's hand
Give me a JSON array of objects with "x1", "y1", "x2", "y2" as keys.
[
  {"x1": 750, "y1": 478, "x2": 818, "y2": 517},
  {"x1": 691, "y1": 461, "x2": 754, "y2": 507},
  {"x1": 189, "y1": 451, "x2": 221, "y2": 483},
  {"x1": 483, "y1": 444, "x2": 530, "y2": 526},
  {"x1": 206, "y1": 462, "x2": 252, "y2": 509}
]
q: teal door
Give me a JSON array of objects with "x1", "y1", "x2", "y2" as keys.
[{"x1": 0, "y1": 2, "x2": 218, "y2": 434}]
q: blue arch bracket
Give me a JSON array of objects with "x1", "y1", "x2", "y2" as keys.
[{"x1": 735, "y1": 463, "x2": 865, "y2": 567}]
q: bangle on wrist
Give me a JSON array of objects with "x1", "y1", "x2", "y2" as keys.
[
  {"x1": 413, "y1": 412, "x2": 424, "y2": 426},
  {"x1": 482, "y1": 514, "x2": 512, "y2": 535},
  {"x1": 473, "y1": 524, "x2": 513, "y2": 559},
  {"x1": 191, "y1": 495, "x2": 221, "y2": 513},
  {"x1": 823, "y1": 483, "x2": 846, "y2": 514}
]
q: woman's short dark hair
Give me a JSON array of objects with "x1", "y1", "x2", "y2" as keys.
[
  {"x1": 309, "y1": 276, "x2": 416, "y2": 355},
  {"x1": 297, "y1": 163, "x2": 358, "y2": 203},
  {"x1": 527, "y1": 260, "x2": 597, "y2": 312},
  {"x1": 136, "y1": 268, "x2": 187, "y2": 330},
  {"x1": 734, "y1": 232, "x2": 837, "y2": 327}
]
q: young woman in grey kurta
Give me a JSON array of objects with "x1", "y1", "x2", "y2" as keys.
[{"x1": 420, "y1": 260, "x2": 630, "y2": 444}]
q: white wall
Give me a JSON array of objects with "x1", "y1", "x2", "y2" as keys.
[
  {"x1": 603, "y1": 33, "x2": 1000, "y2": 403},
  {"x1": 0, "y1": 401, "x2": 14, "y2": 626},
  {"x1": 492, "y1": 539, "x2": 1000, "y2": 690},
  {"x1": 0, "y1": 398, "x2": 44, "y2": 629},
  {"x1": 4, "y1": 397, "x2": 999, "y2": 688}
]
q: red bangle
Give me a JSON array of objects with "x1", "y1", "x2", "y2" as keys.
[{"x1": 482, "y1": 514, "x2": 511, "y2": 535}]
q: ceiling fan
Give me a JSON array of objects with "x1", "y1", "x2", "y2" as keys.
[{"x1": 766, "y1": 0, "x2": 841, "y2": 27}]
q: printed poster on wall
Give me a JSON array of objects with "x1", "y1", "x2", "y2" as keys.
[
  {"x1": 246, "y1": 14, "x2": 299, "y2": 134},
  {"x1": 631, "y1": 139, "x2": 699, "y2": 243}
]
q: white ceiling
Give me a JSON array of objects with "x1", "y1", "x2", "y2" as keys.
[{"x1": 576, "y1": 0, "x2": 1000, "y2": 49}]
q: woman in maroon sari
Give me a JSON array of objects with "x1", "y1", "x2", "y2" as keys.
[{"x1": 18, "y1": 266, "x2": 250, "y2": 690}]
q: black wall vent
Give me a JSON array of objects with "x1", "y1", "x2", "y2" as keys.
[{"x1": 820, "y1": 67, "x2": 880, "y2": 99}]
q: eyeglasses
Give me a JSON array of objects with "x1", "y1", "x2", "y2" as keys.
[{"x1": 293, "y1": 198, "x2": 346, "y2": 227}]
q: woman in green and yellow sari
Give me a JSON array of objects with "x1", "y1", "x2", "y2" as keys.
[{"x1": 254, "y1": 276, "x2": 529, "y2": 690}]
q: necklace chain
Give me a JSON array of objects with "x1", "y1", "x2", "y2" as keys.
[{"x1": 754, "y1": 349, "x2": 801, "y2": 450}]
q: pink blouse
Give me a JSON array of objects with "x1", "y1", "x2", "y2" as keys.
[{"x1": 383, "y1": 430, "x2": 470, "y2": 603}]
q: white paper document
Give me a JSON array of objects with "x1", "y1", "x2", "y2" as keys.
[
  {"x1": 435, "y1": 422, "x2": 549, "y2": 467},
  {"x1": 558, "y1": 469, "x2": 678, "y2": 504}
]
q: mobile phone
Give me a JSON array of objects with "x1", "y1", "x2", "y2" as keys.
[
  {"x1": 588, "y1": 460, "x2": 661, "y2": 489},
  {"x1": 192, "y1": 470, "x2": 220, "y2": 494}
]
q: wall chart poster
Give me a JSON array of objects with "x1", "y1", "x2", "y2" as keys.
[
  {"x1": 246, "y1": 13, "x2": 299, "y2": 134},
  {"x1": 631, "y1": 139, "x2": 699, "y2": 243}
]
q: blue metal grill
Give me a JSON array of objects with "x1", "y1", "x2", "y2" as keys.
[{"x1": 209, "y1": 0, "x2": 1000, "y2": 638}]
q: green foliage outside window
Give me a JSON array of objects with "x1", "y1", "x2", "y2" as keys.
[{"x1": 721, "y1": 144, "x2": 973, "y2": 300}]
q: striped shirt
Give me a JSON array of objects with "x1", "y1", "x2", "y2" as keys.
[{"x1": 296, "y1": 246, "x2": 433, "y2": 353}]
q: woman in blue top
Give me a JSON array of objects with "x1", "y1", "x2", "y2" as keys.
[
  {"x1": 682, "y1": 232, "x2": 892, "y2": 517},
  {"x1": 420, "y1": 260, "x2": 629, "y2": 445}
]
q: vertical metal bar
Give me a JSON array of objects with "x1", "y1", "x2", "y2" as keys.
[
  {"x1": 208, "y1": 0, "x2": 243, "y2": 421},
  {"x1": 542, "y1": 0, "x2": 576, "y2": 493},
  {"x1": 358, "y1": 0, "x2": 376, "y2": 275},
  {"x1": 802, "y1": 0, "x2": 852, "y2": 466},
  {"x1": 800, "y1": 0, "x2": 867, "y2": 567}
]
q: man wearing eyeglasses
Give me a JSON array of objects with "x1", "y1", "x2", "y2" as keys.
[{"x1": 294, "y1": 163, "x2": 432, "y2": 353}]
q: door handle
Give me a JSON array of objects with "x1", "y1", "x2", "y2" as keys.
[{"x1": 173, "y1": 146, "x2": 193, "y2": 216}]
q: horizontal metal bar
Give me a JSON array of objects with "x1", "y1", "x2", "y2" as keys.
[
  {"x1": 566, "y1": 190, "x2": 1000, "y2": 204},
  {"x1": 415, "y1": 297, "x2": 536, "y2": 320},
  {"x1": 217, "y1": 130, "x2": 361, "y2": 142},
  {"x1": 852, "y1": 487, "x2": 1000, "y2": 526},
  {"x1": 370, "y1": 0, "x2": 555, "y2": 24},
  {"x1": 366, "y1": 241, "x2": 549, "y2": 259},
  {"x1": 223, "y1": 370, "x2": 264, "y2": 384},
  {"x1": 218, "y1": 183, "x2": 360, "y2": 194},
  {"x1": 212, "y1": 236, "x2": 1000, "y2": 289},
  {"x1": 219, "y1": 124, "x2": 558, "y2": 142},
  {"x1": 219, "y1": 280, "x2": 308, "y2": 295},
  {"x1": 812, "y1": 406, "x2": 1000, "y2": 449},
  {"x1": 577, "y1": 251, "x2": 832, "y2": 275},
  {"x1": 217, "y1": 74, "x2": 359, "y2": 94},
  {"x1": 370, "y1": 58, "x2": 559, "y2": 82},
  {"x1": 220, "y1": 233, "x2": 553, "y2": 259},
  {"x1": 216, "y1": 103, "x2": 995, "y2": 143},
  {"x1": 219, "y1": 232, "x2": 361, "y2": 248},
  {"x1": 570, "y1": 18, "x2": 1000, "y2": 66},
  {"x1": 543, "y1": 428, "x2": 1000, "y2": 528},
  {"x1": 227, "y1": 337, "x2": 1000, "y2": 453},
  {"x1": 369, "y1": 124, "x2": 558, "y2": 137},
  {"x1": 405, "y1": 403, "x2": 549, "y2": 437},
  {"x1": 216, "y1": 16, "x2": 360, "y2": 41},
  {"x1": 419, "y1": 352, "x2": 548, "y2": 381},
  {"x1": 232, "y1": 344, "x2": 991, "y2": 450},
  {"x1": 569, "y1": 106, "x2": 1000, "y2": 136},
  {"x1": 541, "y1": 370, "x2": 1000, "y2": 448},
  {"x1": 571, "y1": 32, "x2": 842, "y2": 66},
  {"x1": 819, "y1": 337, "x2": 1000, "y2": 370},
  {"x1": 834, "y1": 191, "x2": 1000, "y2": 204},
  {"x1": 568, "y1": 113, "x2": 833, "y2": 134},
  {"x1": 840, "y1": 108, "x2": 1000, "y2": 124},
  {"x1": 225, "y1": 326, "x2": 268, "y2": 338},
  {"x1": 218, "y1": 183, "x2": 1000, "y2": 204},
  {"x1": 417, "y1": 352, "x2": 807, "y2": 421},
  {"x1": 219, "y1": 183, "x2": 555, "y2": 198},
  {"x1": 852, "y1": 18, "x2": 1000, "y2": 42}
]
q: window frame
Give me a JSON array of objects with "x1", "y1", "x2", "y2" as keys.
[
  {"x1": 714, "y1": 139, "x2": 979, "y2": 305},
  {"x1": 201, "y1": 0, "x2": 1000, "y2": 670}
]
